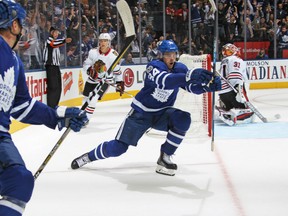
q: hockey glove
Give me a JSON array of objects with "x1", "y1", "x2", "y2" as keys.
[
  {"x1": 56, "y1": 106, "x2": 88, "y2": 132},
  {"x1": 203, "y1": 76, "x2": 222, "y2": 92},
  {"x1": 186, "y1": 68, "x2": 213, "y2": 86},
  {"x1": 116, "y1": 81, "x2": 125, "y2": 96}
]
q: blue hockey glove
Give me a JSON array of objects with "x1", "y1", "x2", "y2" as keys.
[
  {"x1": 186, "y1": 68, "x2": 213, "y2": 86},
  {"x1": 56, "y1": 106, "x2": 88, "y2": 132},
  {"x1": 203, "y1": 76, "x2": 222, "y2": 92}
]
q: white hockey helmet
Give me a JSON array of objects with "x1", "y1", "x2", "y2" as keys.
[
  {"x1": 98, "y1": 33, "x2": 111, "y2": 47},
  {"x1": 99, "y1": 33, "x2": 111, "y2": 41}
]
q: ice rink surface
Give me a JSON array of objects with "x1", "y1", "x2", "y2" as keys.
[{"x1": 13, "y1": 88, "x2": 288, "y2": 216}]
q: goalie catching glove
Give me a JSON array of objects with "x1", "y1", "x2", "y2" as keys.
[{"x1": 56, "y1": 106, "x2": 88, "y2": 132}]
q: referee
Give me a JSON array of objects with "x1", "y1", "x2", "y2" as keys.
[{"x1": 43, "y1": 27, "x2": 72, "y2": 108}]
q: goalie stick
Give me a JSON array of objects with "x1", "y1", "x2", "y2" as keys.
[
  {"x1": 215, "y1": 71, "x2": 280, "y2": 123},
  {"x1": 34, "y1": 0, "x2": 135, "y2": 180}
]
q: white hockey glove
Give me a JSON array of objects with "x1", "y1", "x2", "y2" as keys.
[{"x1": 235, "y1": 84, "x2": 246, "y2": 103}]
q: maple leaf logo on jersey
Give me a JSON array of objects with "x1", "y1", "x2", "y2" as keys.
[
  {"x1": 0, "y1": 66, "x2": 16, "y2": 112},
  {"x1": 151, "y1": 88, "x2": 173, "y2": 103}
]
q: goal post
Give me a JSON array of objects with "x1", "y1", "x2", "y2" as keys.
[{"x1": 175, "y1": 54, "x2": 212, "y2": 137}]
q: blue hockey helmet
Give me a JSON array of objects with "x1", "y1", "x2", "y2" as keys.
[
  {"x1": 0, "y1": 0, "x2": 26, "y2": 29},
  {"x1": 157, "y1": 40, "x2": 178, "y2": 54}
]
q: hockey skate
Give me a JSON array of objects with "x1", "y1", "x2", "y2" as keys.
[
  {"x1": 155, "y1": 152, "x2": 177, "y2": 176},
  {"x1": 71, "y1": 153, "x2": 91, "y2": 169}
]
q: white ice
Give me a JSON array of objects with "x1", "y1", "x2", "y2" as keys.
[{"x1": 12, "y1": 88, "x2": 288, "y2": 216}]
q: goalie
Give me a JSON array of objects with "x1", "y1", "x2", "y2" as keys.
[
  {"x1": 216, "y1": 43, "x2": 255, "y2": 126},
  {"x1": 71, "y1": 40, "x2": 221, "y2": 176},
  {"x1": 82, "y1": 33, "x2": 124, "y2": 123}
]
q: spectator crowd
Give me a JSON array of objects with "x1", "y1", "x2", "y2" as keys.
[{"x1": 16, "y1": 0, "x2": 288, "y2": 70}]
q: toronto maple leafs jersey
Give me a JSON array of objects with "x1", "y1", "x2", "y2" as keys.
[
  {"x1": 0, "y1": 36, "x2": 59, "y2": 138},
  {"x1": 131, "y1": 59, "x2": 207, "y2": 115},
  {"x1": 83, "y1": 47, "x2": 122, "y2": 83}
]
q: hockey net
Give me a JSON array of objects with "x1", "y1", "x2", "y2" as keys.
[{"x1": 146, "y1": 54, "x2": 212, "y2": 138}]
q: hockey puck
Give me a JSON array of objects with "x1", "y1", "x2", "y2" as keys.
[{"x1": 275, "y1": 114, "x2": 281, "y2": 119}]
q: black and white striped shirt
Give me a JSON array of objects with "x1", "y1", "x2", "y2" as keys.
[{"x1": 43, "y1": 36, "x2": 66, "y2": 66}]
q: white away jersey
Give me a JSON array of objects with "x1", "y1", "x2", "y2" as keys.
[
  {"x1": 218, "y1": 55, "x2": 247, "y2": 95},
  {"x1": 83, "y1": 47, "x2": 122, "y2": 83}
]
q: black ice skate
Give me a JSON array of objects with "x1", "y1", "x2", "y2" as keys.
[
  {"x1": 71, "y1": 153, "x2": 91, "y2": 169},
  {"x1": 155, "y1": 152, "x2": 177, "y2": 176}
]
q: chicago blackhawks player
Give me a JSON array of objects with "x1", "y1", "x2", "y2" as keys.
[
  {"x1": 82, "y1": 33, "x2": 124, "y2": 122},
  {"x1": 216, "y1": 43, "x2": 255, "y2": 126}
]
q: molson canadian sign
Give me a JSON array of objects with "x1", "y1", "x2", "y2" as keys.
[{"x1": 246, "y1": 60, "x2": 287, "y2": 81}]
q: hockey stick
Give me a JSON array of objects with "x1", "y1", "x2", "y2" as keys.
[
  {"x1": 108, "y1": 83, "x2": 135, "y2": 98},
  {"x1": 34, "y1": 0, "x2": 135, "y2": 180},
  {"x1": 81, "y1": 0, "x2": 135, "y2": 109},
  {"x1": 209, "y1": 0, "x2": 218, "y2": 152},
  {"x1": 215, "y1": 71, "x2": 280, "y2": 123}
]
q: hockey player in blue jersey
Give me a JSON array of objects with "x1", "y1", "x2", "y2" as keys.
[
  {"x1": 71, "y1": 40, "x2": 221, "y2": 176},
  {"x1": 0, "y1": 1, "x2": 88, "y2": 216}
]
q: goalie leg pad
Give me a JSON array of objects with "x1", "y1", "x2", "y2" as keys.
[
  {"x1": 235, "y1": 109, "x2": 255, "y2": 124},
  {"x1": 216, "y1": 106, "x2": 237, "y2": 126}
]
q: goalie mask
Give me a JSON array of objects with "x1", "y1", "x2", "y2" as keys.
[{"x1": 222, "y1": 43, "x2": 241, "y2": 57}]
